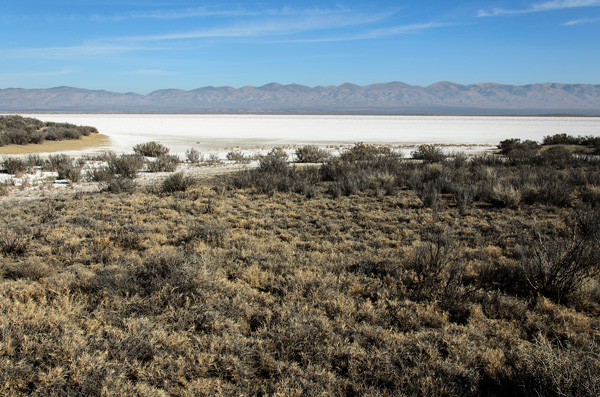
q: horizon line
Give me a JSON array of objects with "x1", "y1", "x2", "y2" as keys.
[{"x1": 2, "y1": 80, "x2": 600, "y2": 95}]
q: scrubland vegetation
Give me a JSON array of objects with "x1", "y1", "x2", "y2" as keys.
[
  {"x1": 0, "y1": 134, "x2": 599, "y2": 395},
  {"x1": 0, "y1": 115, "x2": 98, "y2": 146}
]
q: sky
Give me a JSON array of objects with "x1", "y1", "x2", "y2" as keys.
[{"x1": 1, "y1": 1, "x2": 599, "y2": 94}]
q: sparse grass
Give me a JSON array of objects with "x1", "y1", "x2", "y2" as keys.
[
  {"x1": 0, "y1": 139, "x2": 599, "y2": 396},
  {"x1": 0, "y1": 133, "x2": 110, "y2": 155}
]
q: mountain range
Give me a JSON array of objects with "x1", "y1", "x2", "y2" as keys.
[{"x1": 1, "y1": 81, "x2": 599, "y2": 115}]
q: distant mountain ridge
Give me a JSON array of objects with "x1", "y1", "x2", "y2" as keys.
[{"x1": 1, "y1": 81, "x2": 599, "y2": 115}]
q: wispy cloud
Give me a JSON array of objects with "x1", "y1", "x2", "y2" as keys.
[
  {"x1": 95, "y1": 7, "x2": 265, "y2": 22},
  {"x1": 124, "y1": 69, "x2": 175, "y2": 76},
  {"x1": 360, "y1": 22, "x2": 454, "y2": 39},
  {"x1": 0, "y1": 43, "x2": 160, "y2": 59},
  {"x1": 98, "y1": 6, "x2": 356, "y2": 22},
  {"x1": 478, "y1": 0, "x2": 600, "y2": 17},
  {"x1": 563, "y1": 17, "x2": 600, "y2": 24},
  {"x1": 279, "y1": 22, "x2": 453, "y2": 43},
  {"x1": 111, "y1": 10, "x2": 397, "y2": 43},
  {"x1": 0, "y1": 7, "x2": 430, "y2": 60},
  {"x1": 0, "y1": 69, "x2": 75, "y2": 78}
]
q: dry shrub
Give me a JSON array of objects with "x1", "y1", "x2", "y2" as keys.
[
  {"x1": 415, "y1": 182, "x2": 442, "y2": 209},
  {"x1": 56, "y1": 159, "x2": 83, "y2": 182},
  {"x1": 518, "y1": 334, "x2": 600, "y2": 396},
  {"x1": 86, "y1": 166, "x2": 114, "y2": 183},
  {"x1": 108, "y1": 153, "x2": 144, "y2": 179},
  {"x1": 126, "y1": 248, "x2": 198, "y2": 297},
  {"x1": 489, "y1": 183, "x2": 521, "y2": 208},
  {"x1": 186, "y1": 219, "x2": 228, "y2": 246},
  {"x1": 521, "y1": 227, "x2": 600, "y2": 303},
  {"x1": 226, "y1": 151, "x2": 252, "y2": 164},
  {"x1": 2, "y1": 157, "x2": 27, "y2": 175},
  {"x1": 321, "y1": 143, "x2": 403, "y2": 197},
  {"x1": 259, "y1": 147, "x2": 288, "y2": 173},
  {"x1": 160, "y1": 172, "x2": 196, "y2": 193},
  {"x1": 540, "y1": 146, "x2": 574, "y2": 168},
  {"x1": 145, "y1": 154, "x2": 179, "y2": 172},
  {"x1": 368, "y1": 171, "x2": 398, "y2": 196},
  {"x1": 0, "y1": 225, "x2": 30, "y2": 256},
  {"x1": 581, "y1": 185, "x2": 600, "y2": 207},
  {"x1": 203, "y1": 153, "x2": 222, "y2": 165},
  {"x1": 406, "y1": 226, "x2": 466, "y2": 307},
  {"x1": 133, "y1": 141, "x2": 170, "y2": 157},
  {"x1": 1, "y1": 136, "x2": 600, "y2": 396},
  {"x1": 1, "y1": 258, "x2": 53, "y2": 281},
  {"x1": 411, "y1": 144, "x2": 446, "y2": 163},
  {"x1": 185, "y1": 148, "x2": 202, "y2": 164},
  {"x1": 114, "y1": 223, "x2": 144, "y2": 250},
  {"x1": 295, "y1": 145, "x2": 330, "y2": 163},
  {"x1": 230, "y1": 148, "x2": 299, "y2": 194},
  {"x1": 101, "y1": 177, "x2": 136, "y2": 193},
  {"x1": 0, "y1": 115, "x2": 96, "y2": 146},
  {"x1": 451, "y1": 183, "x2": 479, "y2": 215}
]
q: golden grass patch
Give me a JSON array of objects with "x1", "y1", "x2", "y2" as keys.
[{"x1": 0, "y1": 133, "x2": 111, "y2": 155}]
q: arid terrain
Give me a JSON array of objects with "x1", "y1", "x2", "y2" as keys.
[{"x1": 0, "y1": 132, "x2": 599, "y2": 395}]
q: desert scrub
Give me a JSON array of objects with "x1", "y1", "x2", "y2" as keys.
[
  {"x1": 42, "y1": 154, "x2": 84, "y2": 182},
  {"x1": 230, "y1": 147, "x2": 299, "y2": 194},
  {"x1": 185, "y1": 148, "x2": 202, "y2": 164},
  {"x1": 133, "y1": 141, "x2": 170, "y2": 157},
  {"x1": 0, "y1": 224, "x2": 30, "y2": 256},
  {"x1": 103, "y1": 153, "x2": 144, "y2": 179},
  {"x1": 411, "y1": 144, "x2": 446, "y2": 163},
  {"x1": 145, "y1": 154, "x2": 180, "y2": 172},
  {"x1": 321, "y1": 143, "x2": 404, "y2": 196},
  {"x1": 160, "y1": 172, "x2": 196, "y2": 193},
  {"x1": 0, "y1": 139, "x2": 599, "y2": 396},
  {"x1": 0, "y1": 115, "x2": 98, "y2": 146},
  {"x1": 295, "y1": 145, "x2": 330, "y2": 163},
  {"x1": 101, "y1": 176, "x2": 137, "y2": 193},
  {"x1": 1, "y1": 157, "x2": 27, "y2": 175},
  {"x1": 520, "y1": 225, "x2": 600, "y2": 303},
  {"x1": 488, "y1": 182, "x2": 522, "y2": 208},
  {"x1": 226, "y1": 151, "x2": 252, "y2": 164}
]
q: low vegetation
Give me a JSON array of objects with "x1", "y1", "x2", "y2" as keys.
[
  {"x1": 0, "y1": 115, "x2": 98, "y2": 147},
  {"x1": 0, "y1": 136, "x2": 599, "y2": 395},
  {"x1": 133, "y1": 141, "x2": 170, "y2": 158}
]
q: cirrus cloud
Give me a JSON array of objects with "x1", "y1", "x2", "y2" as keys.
[{"x1": 478, "y1": 0, "x2": 600, "y2": 17}]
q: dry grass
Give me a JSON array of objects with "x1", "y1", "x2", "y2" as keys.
[
  {"x1": 0, "y1": 133, "x2": 111, "y2": 155},
  {"x1": 0, "y1": 142, "x2": 599, "y2": 395}
]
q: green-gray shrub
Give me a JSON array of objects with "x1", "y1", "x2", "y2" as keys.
[
  {"x1": 133, "y1": 141, "x2": 170, "y2": 157},
  {"x1": 146, "y1": 154, "x2": 179, "y2": 172},
  {"x1": 295, "y1": 145, "x2": 330, "y2": 163}
]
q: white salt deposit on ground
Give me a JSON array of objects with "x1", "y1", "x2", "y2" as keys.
[
  {"x1": 1, "y1": 114, "x2": 599, "y2": 201},
  {"x1": 11, "y1": 114, "x2": 600, "y2": 156}
]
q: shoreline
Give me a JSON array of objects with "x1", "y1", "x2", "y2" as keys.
[
  {"x1": 4, "y1": 111, "x2": 600, "y2": 117},
  {"x1": 0, "y1": 133, "x2": 111, "y2": 155}
]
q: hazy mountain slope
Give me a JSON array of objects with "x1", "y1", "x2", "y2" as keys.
[{"x1": 1, "y1": 82, "x2": 599, "y2": 114}]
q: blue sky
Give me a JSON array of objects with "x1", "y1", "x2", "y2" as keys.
[{"x1": 1, "y1": 1, "x2": 599, "y2": 93}]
